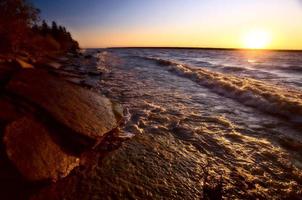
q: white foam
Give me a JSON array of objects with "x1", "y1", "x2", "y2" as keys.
[{"x1": 145, "y1": 57, "x2": 302, "y2": 123}]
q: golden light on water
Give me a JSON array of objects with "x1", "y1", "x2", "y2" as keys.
[{"x1": 242, "y1": 29, "x2": 272, "y2": 49}]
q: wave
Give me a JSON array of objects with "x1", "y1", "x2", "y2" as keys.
[
  {"x1": 220, "y1": 66, "x2": 246, "y2": 72},
  {"x1": 284, "y1": 65, "x2": 302, "y2": 73},
  {"x1": 140, "y1": 56, "x2": 302, "y2": 123}
]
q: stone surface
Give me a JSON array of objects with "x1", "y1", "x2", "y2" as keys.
[
  {"x1": 81, "y1": 78, "x2": 99, "y2": 88},
  {"x1": 46, "y1": 62, "x2": 62, "y2": 69},
  {"x1": 4, "y1": 116, "x2": 80, "y2": 182},
  {"x1": 84, "y1": 55, "x2": 93, "y2": 59},
  {"x1": 51, "y1": 69, "x2": 84, "y2": 77},
  {"x1": 0, "y1": 98, "x2": 21, "y2": 123},
  {"x1": 0, "y1": 63, "x2": 19, "y2": 85},
  {"x1": 16, "y1": 59, "x2": 34, "y2": 69},
  {"x1": 6, "y1": 69, "x2": 121, "y2": 140},
  {"x1": 88, "y1": 70, "x2": 100, "y2": 76},
  {"x1": 57, "y1": 57, "x2": 69, "y2": 62},
  {"x1": 64, "y1": 77, "x2": 85, "y2": 85},
  {"x1": 111, "y1": 102, "x2": 124, "y2": 124}
]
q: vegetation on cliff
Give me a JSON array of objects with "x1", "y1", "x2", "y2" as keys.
[{"x1": 0, "y1": 0, "x2": 79, "y2": 56}]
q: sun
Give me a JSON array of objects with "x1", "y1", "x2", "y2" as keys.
[{"x1": 242, "y1": 29, "x2": 272, "y2": 49}]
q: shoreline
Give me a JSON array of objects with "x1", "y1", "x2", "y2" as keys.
[
  {"x1": 0, "y1": 49, "x2": 127, "y2": 199},
  {"x1": 1, "y1": 48, "x2": 301, "y2": 199}
]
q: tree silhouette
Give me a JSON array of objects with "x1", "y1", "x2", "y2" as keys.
[
  {"x1": 51, "y1": 21, "x2": 59, "y2": 37},
  {"x1": 0, "y1": 0, "x2": 40, "y2": 53},
  {"x1": 0, "y1": 0, "x2": 79, "y2": 55},
  {"x1": 33, "y1": 20, "x2": 79, "y2": 52},
  {"x1": 41, "y1": 20, "x2": 49, "y2": 36}
]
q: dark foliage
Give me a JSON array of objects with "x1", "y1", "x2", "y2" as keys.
[
  {"x1": 32, "y1": 20, "x2": 79, "y2": 53},
  {"x1": 0, "y1": 0, "x2": 39, "y2": 53},
  {"x1": 0, "y1": 0, "x2": 79, "y2": 55}
]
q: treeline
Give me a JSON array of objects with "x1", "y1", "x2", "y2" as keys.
[
  {"x1": 32, "y1": 21, "x2": 79, "y2": 54},
  {"x1": 0, "y1": 0, "x2": 79, "y2": 56}
]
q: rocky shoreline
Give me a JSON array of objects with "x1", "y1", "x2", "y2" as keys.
[{"x1": 0, "y1": 50, "x2": 125, "y2": 199}]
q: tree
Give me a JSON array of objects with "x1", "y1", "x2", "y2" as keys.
[
  {"x1": 51, "y1": 21, "x2": 59, "y2": 37},
  {"x1": 41, "y1": 20, "x2": 49, "y2": 36},
  {"x1": 0, "y1": 0, "x2": 40, "y2": 53},
  {"x1": 0, "y1": 0, "x2": 79, "y2": 55}
]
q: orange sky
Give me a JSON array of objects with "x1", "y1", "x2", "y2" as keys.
[{"x1": 37, "y1": 0, "x2": 302, "y2": 49}]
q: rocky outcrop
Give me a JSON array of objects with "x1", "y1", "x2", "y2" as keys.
[
  {"x1": 45, "y1": 62, "x2": 62, "y2": 69},
  {"x1": 0, "y1": 98, "x2": 21, "y2": 123},
  {"x1": 6, "y1": 69, "x2": 122, "y2": 142},
  {"x1": 4, "y1": 116, "x2": 80, "y2": 182},
  {"x1": 15, "y1": 58, "x2": 34, "y2": 69},
  {"x1": 0, "y1": 51, "x2": 125, "y2": 198},
  {"x1": 0, "y1": 62, "x2": 20, "y2": 86}
]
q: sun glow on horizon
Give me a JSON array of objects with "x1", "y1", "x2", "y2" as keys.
[{"x1": 242, "y1": 29, "x2": 272, "y2": 49}]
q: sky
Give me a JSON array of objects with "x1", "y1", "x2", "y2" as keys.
[{"x1": 31, "y1": 0, "x2": 302, "y2": 49}]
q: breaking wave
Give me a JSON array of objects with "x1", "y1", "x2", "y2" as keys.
[
  {"x1": 141, "y1": 56, "x2": 302, "y2": 123},
  {"x1": 285, "y1": 65, "x2": 302, "y2": 73}
]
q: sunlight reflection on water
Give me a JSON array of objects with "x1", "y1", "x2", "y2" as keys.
[{"x1": 89, "y1": 49, "x2": 302, "y2": 199}]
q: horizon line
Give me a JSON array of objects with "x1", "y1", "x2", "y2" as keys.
[{"x1": 85, "y1": 46, "x2": 302, "y2": 52}]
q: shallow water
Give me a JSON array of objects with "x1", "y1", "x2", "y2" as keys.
[{"x1": 70, "y1": 49, "x2": 302, "y2": 199}]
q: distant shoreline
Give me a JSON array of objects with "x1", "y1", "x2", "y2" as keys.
[{"x1": 105, "y1": 47, "x2": 302, "y2": 52}]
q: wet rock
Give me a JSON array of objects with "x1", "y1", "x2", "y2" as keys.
[
  {"x1": 66, "y1": 53, "x2": 74, "y2": 57},
  {"x1": 65, "y1": 77, "x2": 85, "y2": 85},
  {"x1": 51, "y1": 70, "x2": 84, "y2": 78},
  {"x1": 15, "y1": 58, "x2": 34, "y2": 69},
  {"x1": 77, "y1": 67, "x2": 89, "y2": 74},
  {"x1": 84, "y1": 55, "x2": 93, "y2": 59},
  {"x1": 81, "y1": 78, "x2": 99, "y2": 88},
  {"x1": 72, "y1": 54, "x2": 80, "y2": 58},
  {"x1": 57, "y1": 57, "x2": 69, "y2": 63},
  {"x1": 4, "y1": 116, "x2": 80, "y2": 182},
  {"x1": 279, "y1": 137, "x2": 302, "y2": 154},
  {"x1": 112, "y1": 102, "x2": 124, "y2": 124},
  {"x1": 67, "y1": 52, "x2": 80, "y2": 58},
  {"x1": 46, "y1": 62, "x2": 62, "y2": 69},
  {"x1": 88, "y1": 70, "x2": 100, "y2": 76},
  {"x1": 6, "y1": 69, "x2": 121, "y2": 141}
]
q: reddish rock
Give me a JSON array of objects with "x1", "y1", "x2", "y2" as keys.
[
  {"x1": 15, "y1": 58, "x2": 34, "y2": 69},
  {"x1": 0, "y1": 63, "x2": 19, "y2": 85},
  {"x1": 46, "y1": 62, "x2": 62, "y2": 69},
  {"x1": 4, "y1": 116, "x2": 80, "y2": 182},
  {"x1": 112, "y1": 102, "x2": 124, "y2": 124},
  {"x1": 6, "y1": 69, "x2": 122, "y2": 141},
  {"x1": 0, "y1": 98, "x2": 21, "y2": 123}
]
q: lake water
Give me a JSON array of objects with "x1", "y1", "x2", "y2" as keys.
[{"x1": 77, "y1": 48, "x2": 302, "y2": 199}]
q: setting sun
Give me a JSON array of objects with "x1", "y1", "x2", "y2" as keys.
[{"x1": 243, "y1": 29, "x2": 272, "y2": 49}]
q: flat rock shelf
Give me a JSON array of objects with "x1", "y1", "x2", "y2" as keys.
[
  {"x1": 6, "y1": 69, "x2": 121, "y2": 142},
  {"x1": 4, "y1": 116, "x2": 80, "y2": 182}
]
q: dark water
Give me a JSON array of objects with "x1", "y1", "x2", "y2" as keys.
[{"x1": 83, "y1": 49, "x2": 302, "y2": 199}]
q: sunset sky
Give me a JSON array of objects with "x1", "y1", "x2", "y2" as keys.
[{"x1": 31, "y1": 0, "x2": 302, "y2": 49}]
